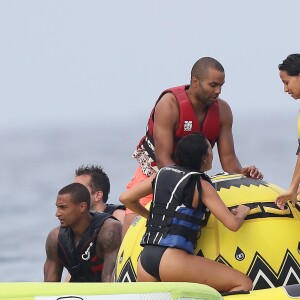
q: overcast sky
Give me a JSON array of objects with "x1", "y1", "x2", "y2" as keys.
[{"x1": 0, "y1": 0, "x2": 299, "y2": 131}]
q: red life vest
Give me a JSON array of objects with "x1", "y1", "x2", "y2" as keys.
[
  {"x1": 133, "y1": 85, "x2": 220, "y2": 175},
  {"x1": 147, "y1": 85, "x2": 220, "y2": 147}
]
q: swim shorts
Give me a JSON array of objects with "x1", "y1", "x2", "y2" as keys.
[{"x1": 125, "y1": 166, "x2": 153, "y2": 215}]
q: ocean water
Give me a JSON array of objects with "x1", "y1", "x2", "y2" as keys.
[{"x1": 0, "y1": 113, "x2": 297, "y2": 282}]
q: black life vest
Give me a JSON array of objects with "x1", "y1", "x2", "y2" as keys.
[
  {"x1": 57, "y1": 211, "x2": 111, "y2": 282},
  {"x1": 104, "y1": 203, "x2": 126, "y2": 215}
]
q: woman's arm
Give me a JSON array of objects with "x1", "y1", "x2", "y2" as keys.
[
  {"x1": 276, "y1": 153, "x2": 300, "y2": 209},
  {"x1": 201, "y1": 179, "x2": 250, "y2": 231},
  {"x1": 119, "y1": 174, "x2": 155, "y2": 219}
]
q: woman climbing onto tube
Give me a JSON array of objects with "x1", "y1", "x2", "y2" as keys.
[{"x1": 120, "y1": 132, "x2": 252, "y2": 293}]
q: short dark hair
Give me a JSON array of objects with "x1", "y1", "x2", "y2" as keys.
[
  {"x1": 75, "y1": 165, "x2": 110, "y2": 203},
  {"x1": 174, "y1": 132, "x2": 209, "y2": 171},
  {"x1": 278, "y1": 54, "x2": 300, "y2": 76},
  {"x1": 58, "y1": 183, "x2": 91, "y2": 209},
  {"x1": 191, "y1": 57, "x2": 224, "y2": 80}
]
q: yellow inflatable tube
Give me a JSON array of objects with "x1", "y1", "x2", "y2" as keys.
[
  {"x1": 116, "y1": 173, "x2": 300, "y2": 291},
  {"x1": 0, "y1": 282, "x2": 222, "y2": 300}
]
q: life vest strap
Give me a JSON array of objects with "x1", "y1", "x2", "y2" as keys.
[{"x1": 151, "y1": 206, "x2": 204, "y2": 226}]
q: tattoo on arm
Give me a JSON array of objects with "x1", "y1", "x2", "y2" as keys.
[{"x1": 97, "y1": 219, "x2": 122, "y2": 282}]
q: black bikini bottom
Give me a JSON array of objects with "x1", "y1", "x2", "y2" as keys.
[{"x1": 140, "y1": 245, "x2": 167, "y2": 281}]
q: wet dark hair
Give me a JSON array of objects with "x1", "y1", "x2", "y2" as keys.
[
  {"x1": 174, "y1": 132, "x2": 209, "y2": 171},
  {"x1": 58, "y1": 183, "x2": 91, "y2": 209},
  {"x1": 191, "y1": 57, "x2": 224, "y2": 80},
  {"x1": 75, "y1": 164, "x2": 110, "y2": 203},
  {"x1": 278, "y1": 54, "x2": 300, "y2": 76}
]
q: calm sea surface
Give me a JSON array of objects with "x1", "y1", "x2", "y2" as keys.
[{"x1": 0, "y1": 114, "x2": 297, "y2": 281}]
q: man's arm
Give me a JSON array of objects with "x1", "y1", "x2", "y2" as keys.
[
  {"x1": 44, "y1": 228, "x2": 63, "y2": 282},
  {"x1": 153, "y1": 93, "x2": 179, "y2": 169},
  {"x1": 97, "y1": 218, "x2": 122, "y2": 282},
  {"x1": 217, "y1": 100, "x2": 263, "y2": 178},
  {"x1": 217, "y1": 100, "x2": 242, "y2": 172}
]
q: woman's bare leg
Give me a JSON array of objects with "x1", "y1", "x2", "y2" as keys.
[{"x1": 159, "y1": 248, "x2": 252, "y2": 292}]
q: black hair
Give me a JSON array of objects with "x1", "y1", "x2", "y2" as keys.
[
  {"x1": 174, "y1": 132, "x2": 209, "y2": 171},
  {"x1": 278, "y1": 54, "x2": 300, "y2": 76},
  {"x1": 58, "y1": 182, "x2": 91, "y2": 209},
  {"x1": 191, "y1": 57, "x2": 224, "y2": 80},
  {"x1": 75, "y1": 164, "x2": 110, "y2": 203}
]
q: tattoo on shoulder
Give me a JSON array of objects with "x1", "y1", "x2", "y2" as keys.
[{"x1": 98, "y1": 219, "x2": 122, "y2": 253}]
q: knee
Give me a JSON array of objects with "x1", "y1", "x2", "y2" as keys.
[{"x1": 242, "y1": 275, "x2": 253, "y2": 291}]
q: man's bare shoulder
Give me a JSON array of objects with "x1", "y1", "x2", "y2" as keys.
[
  {"x1": 157, "y1": 92, "x2": 178, "y2": 106},
  {"x1": 46, "y1": 227, "x2": 59, "y2": 246},
  {"x1": 216, "y1": 98, "x2": 232, "y2": 122},
  {"x1": 99, "y1": 218, "x2": 122, "y2": 239},
  {"x1": 154, "y1": 92, "x2": 179, "y2": 121},
  {"x1": 217, "y1": 97, "x2": 230, "y2": 108},
  {"x1": 100, "y1": 217, "x2": 122, "y2": 233},
  {"x1": 47, "y1": 227, "x2": 60, "y2": 240},
  {"x1": 45, "y1": 227, "x2": 60, "y2": 258}
]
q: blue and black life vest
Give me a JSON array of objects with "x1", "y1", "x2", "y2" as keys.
[
  {"x1": 57, "y1": 211, "x2": 111, "y2": 282},
  {"x1": 141, "y1": 165, "x2": 211, "y2": 254}
]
